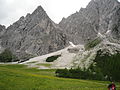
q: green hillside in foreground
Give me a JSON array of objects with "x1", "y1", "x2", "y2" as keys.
[{"x1": 0, "y1": 64, "x2": 119, "y2": 90}]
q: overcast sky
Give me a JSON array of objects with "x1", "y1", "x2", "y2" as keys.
[{"x1": 0, "y1": 0, "x2": 119, "y2": 27}]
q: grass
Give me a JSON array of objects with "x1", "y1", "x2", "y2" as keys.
[
  {"x1": 26, "y1": 61, "x2": 38, "y2": 64},
  {"x1": 0, "y1": 64, "x2": 119, "y2": 90},
  {"x1": 36, "y1": 63, "x2": 52, "y2": 67}
]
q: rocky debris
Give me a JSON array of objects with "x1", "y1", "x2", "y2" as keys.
[
  {"x1": 72, "y1": 36, "x2": 120, "y2": 69},
  {"x1": 22, "y1": 0, "x2": 120, "y2": 69},
  {"x1": 21, "y1": 45, "x2": 84, "y2": 69}
]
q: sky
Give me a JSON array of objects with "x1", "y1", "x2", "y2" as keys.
[
  {"x1": 0, "y1": 0, "x2": 119, "y2": 27},
  {"x1": 0, "y1": 0, "x2": 92, "y2": 27}
]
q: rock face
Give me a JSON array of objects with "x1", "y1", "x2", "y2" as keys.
[
  {"x1": 0, "y1": 25, "x2": 6, "y2": 53},
  {"x1": 1, "y1": 6, "x2": 66, "y2": 59},
  {"x1": 22, "y1": 0, "x2": 120, "y2": 69},
  {"x1": 0, "y1": 25, "x2": 6, "y2": 36},
  {"x1": 59, "y1": 0, "x2": 120, "y2": 44},
  {"x1": 68, "y1": 0, "x2": 120, "y2": 69},
  {"x1": 110, "y1": 4, "x2": 120, "y2": 43},
  {"x1": 0, "y1": 0, "x2": 120, "y2": 62}
]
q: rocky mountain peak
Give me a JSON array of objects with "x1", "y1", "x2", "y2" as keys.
[
  {"x1": 34, "y1": 5, "x2": 45, "y2": 12},
  {"x1": 31, "y1": 5, "x2": 48, "y2": 18},
  {"x1": 59, "y1": 0, "x2": 120, "y2": 45},
  {"x1": 0, "y1": 0, "x2": 120, "y2": 62},
  {"x1": 0, "y1": 25, "x2": 6, "y2": 31},
  {"x1": 0, "y1": 5, "x2": 66, "y2": 60}
]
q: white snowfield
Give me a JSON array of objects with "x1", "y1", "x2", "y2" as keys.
[{"x1": 21, "y1": 45, "x2": 84, "y2": 69}]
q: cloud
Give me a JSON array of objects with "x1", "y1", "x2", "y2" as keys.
[
  {"x1": 0, "y1": 0, "x2": 41, "y2": 27},
  {"x1": 43, "y1": 0, "x2": 90, "y2": 23},
  {"x1": 0, "y1": 0, "x2": 91, "y2": 27}
]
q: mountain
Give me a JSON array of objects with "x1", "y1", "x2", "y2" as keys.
[
  {"x1": 0, "y1": 25, "x2": 6, "y2": 53},
  {"x1": 0, "y1": 6, "x2": 66, "y2": 60},
  {"x1": 13, "y1": 0, "x2": 120, "y2": 82},
  {"x1": 21, "y1": 0, "x2": 120, "y2": 71},
  {"x1": 0, "y1": 0, "x2": 120, "y2": 66},
  {"x1": 59, "y1": 0, "x2": 120, "y2": 44},
  {"x1": 0, "y1": 25, "x2": 6, "y2": 35},
  {"x1": 58, "y1": 0, "x2": 120, "y2": 69}
]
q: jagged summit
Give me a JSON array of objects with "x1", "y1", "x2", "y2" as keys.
[
  {"x1": 0, "y1": 0, "x2": 120, "y2": 64},
  {"x1": 0, "y1": 25, "x2": 6, "y2": 31},
  {"x1": 59, "y1": 0, "x2": 120, "y2": 45},
  {"x1": 35, "y1": 5, "x2": 45, "y2": 12},
  {"x1": 0, "y1": 5, "x2": 66, "y2": 60},
  {"x1": 31, "y1": 5, "x2": 48, "y2": 18}
]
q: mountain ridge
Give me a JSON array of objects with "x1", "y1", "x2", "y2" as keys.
[
  {"x1": 0, "y1": 5, "x2": 67, "y2": 60},
  {"x1": 0, "y1": 0, "x2": 120, "y2": 65}
]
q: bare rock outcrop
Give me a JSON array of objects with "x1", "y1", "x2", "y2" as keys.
[
  {"x1": 1, "y1": 6, "x2": 66, "y2": 60},
  {"x1": 59, "y1": 0, "x2": 120, "y2": 44}
]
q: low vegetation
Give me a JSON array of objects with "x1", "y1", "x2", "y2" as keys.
[
  {"x1": 36, "y1": 63, "x2": 51, "y2": 67},
  {"x1": 0, "y1": 64, "x2": 118, "y2": 90},
  {"x1": 0, "y1": 49, "x2": 18, "y2": 62},
  {"x1": 56, "y1": 50, "x2": 120, "y2": 82},
  {"x1": 92, "y1": 50, "x2": 120, "y2": 82},
  {"x1": 55, "y1": 68, "x2": 104, "y2": 80},
  {"x1": 85, "y1": 38, "x2": 102, "y2": 50},
  {"x1": 46, "y1": 55, "x2": 61, "y2": 62}
]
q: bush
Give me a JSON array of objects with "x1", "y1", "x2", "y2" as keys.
[
  {"x1": 85, "y1": 38, "x2": 101, "y2": 50},
  {"x1": 46, "y1": 55, "x2": 61, "y2": 62},
  {"x1": 55, "y1": 68, "x2": 70, "y2": 78},
  {"x1": 0, "y1": 49, "x2": 18, "y2": 62},
  {"x1": 55, "y1": 68, "x2": 104, "y2": 80}
]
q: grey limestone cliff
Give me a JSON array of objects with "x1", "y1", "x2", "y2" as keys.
[
  {"x1": 0, "y1": 0, "x2": 120, "y2": 62},
  {"x1": 59, "y1": 0, "x2": 120, "y2": 44},
  {"x1": 1, "y1": 6, "x2": 66, "y2": 60},
  {"x1": 0, "y1": 25, "x2": 6, "y2": 53}
]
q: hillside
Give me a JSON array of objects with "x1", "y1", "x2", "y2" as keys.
[
  {"x1": 0, "y1": 0, "x2": 120, "y2": 83},
  {"x1": 59, "y1": 0, "x2": 120, "y2": 44},
  {"x1": 0, "y1": 0, "x2": 120, "y2": 62},
  {"x1": 21, "y1": 45, "x2": 84, "y2": 69}
]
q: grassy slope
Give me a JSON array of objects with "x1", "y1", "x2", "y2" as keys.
[{"x1": 0, "y1": 64, "x2": 119, "y2": 90}]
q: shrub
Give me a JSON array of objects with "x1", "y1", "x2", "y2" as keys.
[
  {"x1": 55, "y1": 68, "x2": 105, "y2": 80},
  {"x1": 85, "y1": 38, "x2": 102, "y2": 50},
  {"x1": 55, "y1": 50, "x2": 120, "y2": 81},
  {"x1": 92, "y1": 50, "x2": 120, "y2": 81},
  {"x1": 46, "y1": 55, "x2": 61, "y2": 62},
  {"x1": 0, "y1": 49, "x2": 18, "y2": 62}
]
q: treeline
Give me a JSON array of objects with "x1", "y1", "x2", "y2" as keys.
[
  {"x1": 55, "y1": 68, "x2": 105, "y2": 80},
  {"x1": 0, "y1": 49, "x2": 19, "y2": 62},
  {"x1": 93, "y1": 50, "x2": 120, "y2": 81},
  {"x1": 55, "y1": 50, "x2": 120, "y2": 81}
]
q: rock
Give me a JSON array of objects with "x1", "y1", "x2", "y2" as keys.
[
  {"x1": 0, "y1": 0, "x2": 120, "y2": 63},
  {"x1": 1, "y1": 6, "x2": 67, "y2": 60},
  {"x1": 59, "y1": 0, "x2": 119, "y2": 44},
  {"x1": 0, "y1": 25, "x2": 6, "y2": 53}
]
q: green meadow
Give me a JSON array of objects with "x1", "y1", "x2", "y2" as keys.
[{"x1": 0, "y1": 64, "x2": 119, "y2": 90}]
